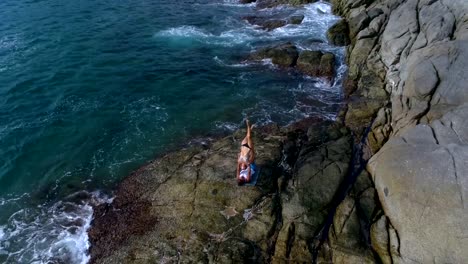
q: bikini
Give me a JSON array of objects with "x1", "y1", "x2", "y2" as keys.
[{"x1": 239, "y1": 143, "x2": 252, "y2": 163}]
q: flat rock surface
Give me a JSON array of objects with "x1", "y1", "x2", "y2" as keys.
[{"x1": 89, "y1": 127, "x2": 284, "y2": 263}]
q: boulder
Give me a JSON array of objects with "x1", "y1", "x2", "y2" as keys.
[
  {"x1": 320, "y1": 52, "x2": 335, "y2": 78},
  {"x1": 243, "y1": 16, "x2": 287, "y2": 31},
  {"x1": 297, "y1": 50, "x2": 335, "y2": 78},
  {"x1": 327, "y1": 19, "x2": 351, "y2": 46},
  {"x1": 250, "y1": 43, "x2": 299, "y2": 67},
  {"x1": 256, "y1": 0, "x2": 317, "y2": 9},
  {"x1": 243, "y1": 14, "x2": 303, "y2": 31},
  {"x1": 289, "y1": 15, "x2": 304, "y2": 25},
  {"x1": 260, "y1": 19, "x2": 287, "y2": 31},
  {"x1": 297, "y1": 50, "x2": 323, "y2": 76}
]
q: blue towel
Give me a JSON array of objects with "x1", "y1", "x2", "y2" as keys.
[{"x1": 244, "y1": 163, "x2": 260, "y2": 186}]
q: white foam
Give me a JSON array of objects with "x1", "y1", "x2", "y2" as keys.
[
  {"x1": 214, "y1": 121, "x2": 239, "y2": 131},
  {"x1": 195, "y1": 0, "x2": 256, "y2": 7},
  {"x1": 155, "y1": 24, "x2": 265, "y2": 47},
  {"x1": 0, "y1": 226, "x2": 5, "y2": 241},
  {"x1": 0, "y1": 191, "x2": 111, "y2": 264},
  {"x1": 213, "y1": 56, "x2": 253, "y2": 68},
  {"x1": 266, "y1": 2, "x2": 339, "y2": 40},
  {"x1": 220, "y1": 0, "x2": 256, "y2": 7},
  {"x1": 0, "y1": 35, "x2": 19, "y2": 51},
  {"x1": 156, "y1": 25, "x2": 212, "y2": 39},
  {"x1": 154, "y1": 1, "x2": 341, "y2": 49}
]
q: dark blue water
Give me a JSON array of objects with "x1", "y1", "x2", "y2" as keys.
[{"x1": 0, "y1": 0, "x2": 343, "y2": 263}]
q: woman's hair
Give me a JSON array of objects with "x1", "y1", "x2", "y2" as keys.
[{"x1": 237, "y1": 177, "x2": 246, "y2": 185}]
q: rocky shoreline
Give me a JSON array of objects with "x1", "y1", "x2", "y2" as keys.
[{"x1": 88, "y1": 0, "x2": 468, "y2": 263}]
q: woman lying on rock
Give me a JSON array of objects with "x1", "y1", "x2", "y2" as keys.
[{"x1": 237, "y1": 119, "x2": 255, "y2": 185}]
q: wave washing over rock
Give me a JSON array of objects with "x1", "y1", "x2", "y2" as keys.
[
  {"x1": 87, "y1": 0, "x2": 468, "y2": 263},
  {"x1": 0, "y1": 191, "x2": 111, "y2": 264}
]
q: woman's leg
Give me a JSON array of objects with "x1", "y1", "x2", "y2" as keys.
[
  {"x1": 246, "y1": 120, "x2": 254, "y2": 158},
  {"x1": 241, "y1": 119, "x2": 251, "y2": 146}
]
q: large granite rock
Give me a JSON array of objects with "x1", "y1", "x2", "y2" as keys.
[
  {"x1": 296, "y1": 50, "x2": 336, "y2": 79},
  {"x1": 256, "y1": 0, "x2": 317, "y2": 9},
  {"x1": 250, "y1": 43, "x2": 299, "y2": 67},
  {"x1": 244, "y1": 15, "x2": 304, "y2": 31},
  {"x1": 243, "y1": 16, "x2": 287, "y2": 31},
  {"x1": 333, "y1": 0, "x2": 468, "y2": 263}
]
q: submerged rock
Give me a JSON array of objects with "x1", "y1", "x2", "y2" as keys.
[
  {"x1": 243, "y1": 14, "x2": 304, "y2": 31},
  {"x1": 320, "y1": 52, "x2": 335, "y2": 78},
  {"x1": 296, "y1": 50, "x2": 336, "y2": 79},
  {"x1": 250, "y1": 42, "x2": 299, "y2": 67},
  {"x1": 297, "y1": 50, "x2": 323, "y2": 75},
  {"x1": 245, "y1": 18, "x2": 287, "y2": 31},
  {"x1": 289, "y1": 15, "x2": 304, "y2": 25},
  {"x1": 256, "y1": 0, "x2": 317, "y2": 9},
  {"x1": 259, "y1": 19, "x2": 287, "y2": 31}
]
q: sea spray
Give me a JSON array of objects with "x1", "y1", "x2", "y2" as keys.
[{"x1": 0, "y1": 191, "x2": 112, "y2": 264}]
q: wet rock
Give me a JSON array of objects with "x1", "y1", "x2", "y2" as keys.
[
  {"x1": 297, "y1": 50, "x2": 323, "y2": 76},
  {"x1": 289, "y1": 15, "x2": 304, "y2": 24},
  {"x1": 260, "y1": 19, "x2": 287, "y2": 30},
  {"x1": 256, "y1": 0, "x2": 317, "y2": 9},
  {"x1": 244, "y1": 14, "x2": 303, "y2": 31},
  {"x1": 320, "y1": 52, "x2": 335, "y2": 78},
  {"x1": 297, "y1": 50, "x2": 335, "y2": 78},
  {"x1": 243, "y1": 16, "x2": 287, "y2": 31},
  {"x1": 240, "y1": 0, "x2": 256, "y2": 3},
  {"x1": 250, "y1": 43, "x2": 299, "y2": 67},
  {"x1": 327, "y1": 19, "x2": 351, "y2": 46},
  {"x1": 306, "y1": 38, "x2": 326, "y2": 44}
]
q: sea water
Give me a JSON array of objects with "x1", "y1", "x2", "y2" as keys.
[{"x1": 0, "y1": 0, "x2": 343, "y2": 262}]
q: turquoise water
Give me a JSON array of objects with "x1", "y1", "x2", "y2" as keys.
[{"x1": 0, "y1": 0, "x2": 343, "y2": 263}]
